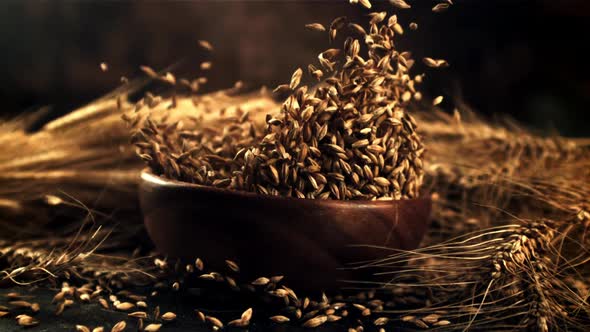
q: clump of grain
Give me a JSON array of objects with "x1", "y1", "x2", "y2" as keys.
[
  {"x1": 131, "y1": 108, "x2": 260, "y2": 188},
  {"x1": 237, "y1": 13, "x2": 427, "y2": 200},
  {"x1": 128, "y1": 10, "x2": 442, "y2": 200}
]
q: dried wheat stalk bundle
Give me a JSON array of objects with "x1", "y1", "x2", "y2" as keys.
[
  {"x1": 357, "y1": 219, "x2": 589, "y2": 331},
  {"x1": 350, "y1": 109, "x2": 590, "y2": 331}
]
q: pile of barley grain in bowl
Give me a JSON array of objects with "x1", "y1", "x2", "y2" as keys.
[{"x1": 128, "y1": 10, "x2": 437, "y2": 201}]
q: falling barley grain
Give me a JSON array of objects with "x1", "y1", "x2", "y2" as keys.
[
  {"x1": 433, "y1": 96, "x2": 444, "y2": 106},
  {"x1": 348, "y1": 23, "x2": 367, "y2": 35},
  {"x1": 390, "y1": 0, "x2": 411, "y2": 9},
  {"x1": 432, "y1": 3, "x2": 450, "y2": 12},
  {"x1": 55, "y1": 302, "x2": 65, "y2": 316},
  {"x1": 302, "y1": 310, "x2": 319, "y2": 321},
  {"x1": 199, "y1": 273, "x2": 216, "y2": 281},
  {"x1": 423, "y1": 57, "x2": 449, "y2": 68},
  {"x1": 98, "y1": 298, "x2": 109, "y2": 310},
  {"x1": 273, "y1": 84, "x2": 291, "y2": 94},
  {"x1": 197, "y1": 40, "x2": 214, "y2": 52},
  {"x1": 225, "y1": 259, "x2": 240, "y2": 272},
  {"x1": 402, "y1": 91, "x2": 412, "y2": 102},
  {"x1": 241, "y1": 308, "x2": 253, "y2": 322},
  {"x1": 9, "y1": 300, "x2": 31, "y2": 308},
  {"x1": 226, "y1": 276, "x2": 238, "y2": 289},
  {"x1": 144, "y1": 324, "x2": 162, "y2": 332},
  {"x1": 327, "y1": 315, "x2": 341, "y2": 322},
  {"x1": 52, "y1": 291, "x2": 65, "y2": 303},
  {"x1": 374, "y1": 317, "x2": 389, "y2": 325},
  {"x1": 295, "y1": 309, "x2": 302, "y2": 319},
  {"x1": 270, "y1": 315, "x2": 290, "y2": 323},
  {"x1": 17, "y1": 315, "x2": 39, "y2": 327},
  {"x1": 6, "y1": 292, "x2": 21, "y2": 299},
  {"x1": 116, "y1": 302, "x2": 135, "y2": 311},
  {"x1": 305, "y1": 23, "x2": 326, "y2": 32},
  {"x1": 128, "y1": 311, "x2": 148, "y2": 319},
  {"x1": 161, "y1": 312, "x2": 177, "y2": 321},
  {"x1": 290, "y1": 68, "x2": 303, "y2": 90},
  {"x1": 140, "y1": 66, "x2": 158, "y2": 79},
  {"x1": 77, "y1": 325, "x2": 91, "y2": 332},
  {"x1": 111, "y1": 321, "x2": 126, "y2": 332},
  {"x1": 369, "y1": 11, "x2": 387, "y2": 25},
  {"x1": 330, "y1": 16, "x2": 347, "y2": 31},
  {"x1": 358, "y1": 0, "x2": 372, "y2": 9},
  {"x1": 200, "y1": 62, "x2": 212, "y2": 70},
  {"x1": 270, "y1": 275, "x2": 284, "y2": 283},
  {"x1": 162, "y1": 72, "x2": 176, "y2": 85},
  {"x1": 301, "y1": 297, "x2": 310, "y2": 310},
  {"x1": 133, "y1": 0, "x2": 426, "y2": 201},
  {"x1": 303, "y1": 315, "x2": 328, "y2": 328},
  {"x1": 195, "y1": 258, "x2": 204, "y2": 271},
  {"x1": 252, "y1": 277, "x2": 270, "y2": 286},
  {"x1": 153, "y1": 306, "x2": 160, "y2": 321},
  {"x1": 206, "y1": 316, "x2": 224, "y2": 328},
  {"x1": 195, "y1": 310, "x2": 206, "y2": 322}
]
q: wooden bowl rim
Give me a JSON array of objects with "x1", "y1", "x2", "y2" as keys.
[{"x1": 141, "y1": 169, "x2": 430, "y2": 208}]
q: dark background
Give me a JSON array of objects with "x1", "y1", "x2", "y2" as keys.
[{"x1": 1, "y1": 0, "x2": 589, "y2": 136}]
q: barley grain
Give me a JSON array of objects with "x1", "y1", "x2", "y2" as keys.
[
  {"x1": 144, "y1": 324, "x2": 162, "y2": 332},
  {"x1": 161, "y1": 312, "x2": 176, "y2": 321},
  {"x1": 305, "y1": 23, "x2": 326, "y2": 32},
  {"x1": 303, "y1": 315, "x2": 328, "y2": 328},
  {"x1": 112, "y1": 321, "x2": 126, "y2": 332},
  {"x1": 390, "y1": 0, "x2": 411, "y2": 9},
  {"x1": 197, "y1": 40, "x2": 214, "y2": 52},
  {"x1": 77, "y1": 325, "x2": 91, "y2": 332},
  {"x1": 432, "y1": 3, "x2": 450, "y2": 12}
]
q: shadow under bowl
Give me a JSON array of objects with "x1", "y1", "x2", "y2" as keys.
[{"x1": 139, "y1": 170, "x2": 431, "y2": 291}]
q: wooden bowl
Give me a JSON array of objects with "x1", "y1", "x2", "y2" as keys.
[{"x1": 139, "y1": 169, "x2": 431, "y2": 291}]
